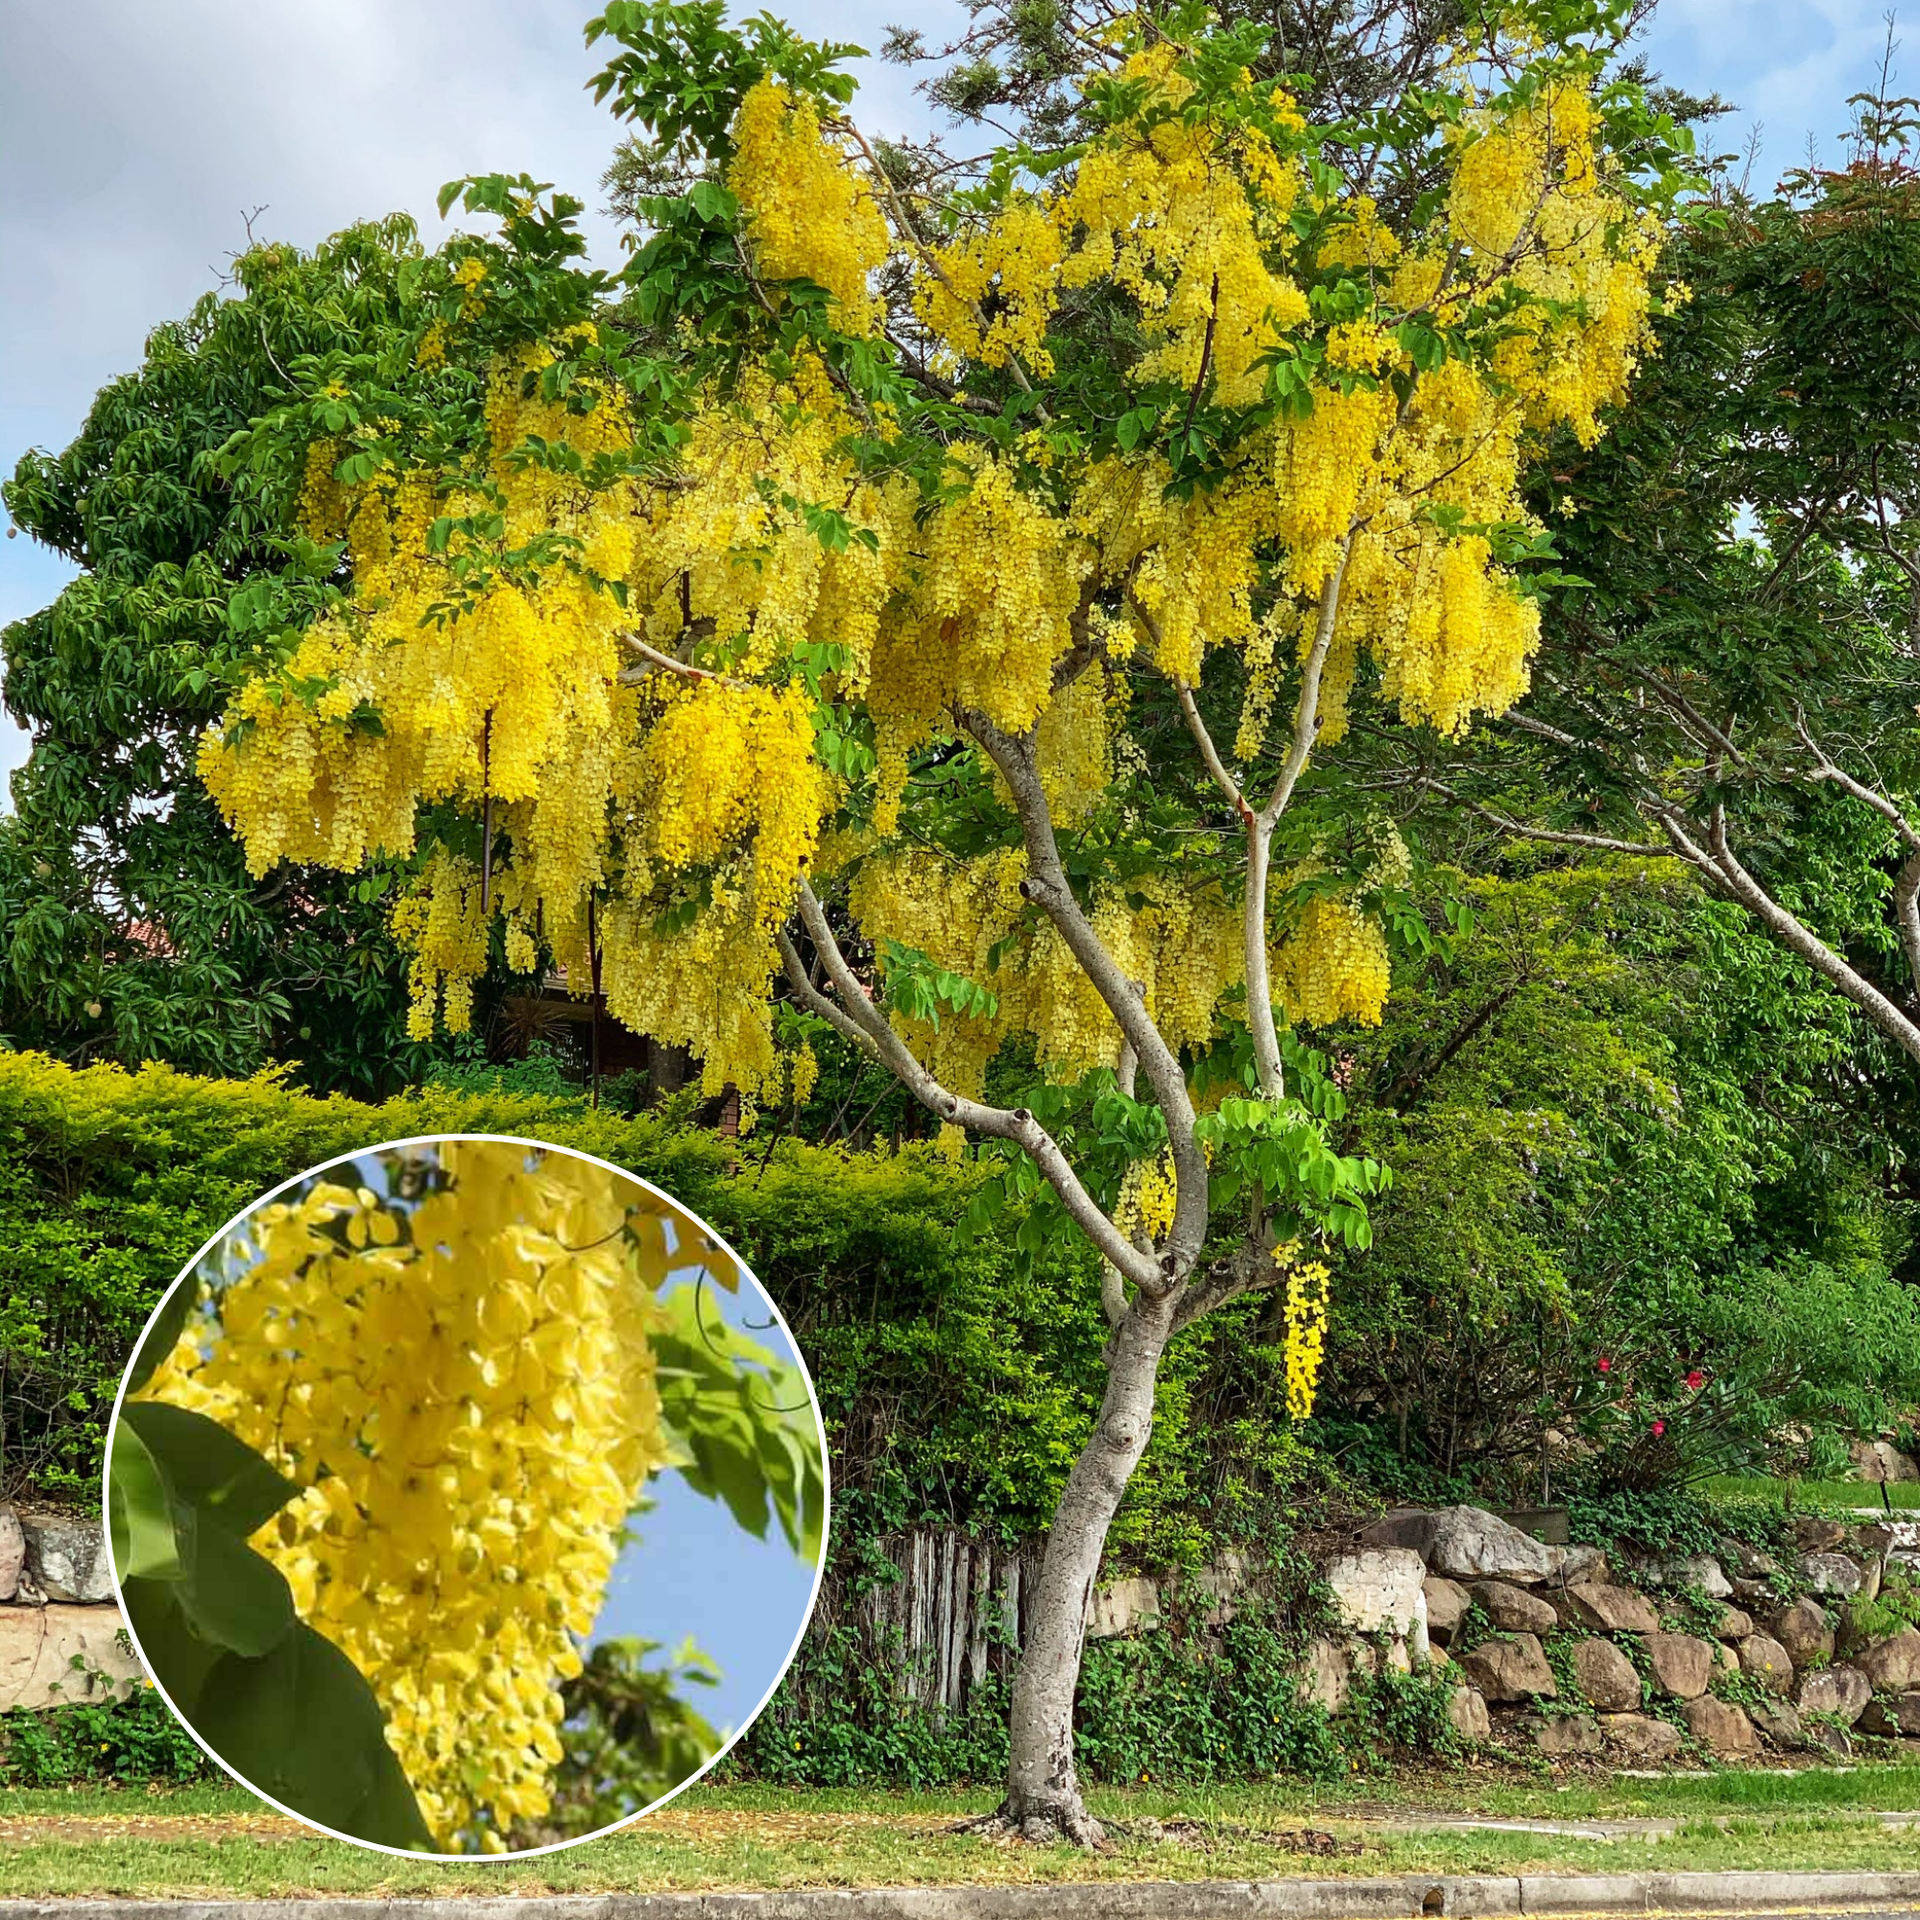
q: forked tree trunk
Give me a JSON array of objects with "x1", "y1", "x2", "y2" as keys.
[{"x1": 996, "y1": 1290, "x2": 1176, "y2": 1844}]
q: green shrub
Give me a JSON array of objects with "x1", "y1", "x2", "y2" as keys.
[
  {"x1": 730, "y1": 1614, "x2": 1346, "y2": 1789},
  {"x1": 0, "y1": 1685, "x2": 211, "y2": 1786},
  {"x1": 0, "y1": 1053, "x2": 1321, "y2": 1568}
]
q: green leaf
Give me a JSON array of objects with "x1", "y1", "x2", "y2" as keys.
[
  {"x1": 651, "y1": 1284, "x2": 824, "y2": 1564},
  {"x1": 108, "y1": 1418, "x2": 181, "y2": 1584},
  {"x1": 192, "y1": 1624, "x2": 440, "y2": 1851},
  {"x1": 175, "y1": 1516, "x2": 298, "y2": 1658},
  {"x1": 121, "y1": 1579, "x2": 223, "y2": 1721},
  {"x1": 120, "y1": 1400, "x2": 302, "y2": 1538},
  {"x1": 126, "y1": 1274, "x2": 200, "y2": 1396}
]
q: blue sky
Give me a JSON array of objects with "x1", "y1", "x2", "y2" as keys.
[
  {"x1": 2, "y1": 0, "x2": 1911, "y2": 798},
  {"x1": 596, "y1": 1275, "x2": 821, "y2": 1748}
]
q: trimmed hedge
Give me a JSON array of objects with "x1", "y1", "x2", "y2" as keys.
[{"x1": 0, "y1": 1053, "x2": 1306, "y2": 1562}]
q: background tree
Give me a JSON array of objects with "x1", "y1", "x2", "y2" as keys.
[
  {"x1": 1315, "y1": 858, "x2": 1920, "y2": 1491},
  {"x1": 1409, "y1": 77, "x2": 1920, "y2": 1069},
  {"x1": 187, "y1": 0, "x2": 1692, "y2": 1843},
  {"x1": 0, "y1": 221, "x2": 436, "y2": 1094}
]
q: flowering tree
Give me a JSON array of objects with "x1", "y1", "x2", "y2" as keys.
[
  {"x1": 1419, "y1": 82, "x2": 1920, "y2": 1070},
  {"x1": 202, "y1": 0, "x2": 1693, "y2": 1841}
]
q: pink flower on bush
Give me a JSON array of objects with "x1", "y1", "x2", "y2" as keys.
[
  {"x1": 1685, "y1": 1370, "x2": 1705, "y2": 1391},
  {"x1": 1651, "y1": 1418, "x2": 1667, "y2": 1437},
  {"x1": 1597, "y1": 1355, "x2": 1613, "y2": 1374}
]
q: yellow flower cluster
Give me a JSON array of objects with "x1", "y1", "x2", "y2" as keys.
[
  {"x1": 850, "y1": 846, "x2": 1244, "y2": 1090},
  {"x1": 729, "y1": 80, "x2": 889, "y2": 335},
  {"x1": 1053, "y1": 48, "x2": 1309, "y2": 405},
  {"x1": 601, "y1": 679, "x2": 827, "y2": 1093},
  {"x1": 1119, "y1": 1147, "x2": 1179, "y2": 1244},
  {"x1": 917, "y1": 200, "x2": 1063, "y2": 375},
  {"x1": 135, "y1": 1145, "x2": 720, "y2": 1851},
  {"x1": 204, "y1": 347, "x2": 840, "y2": 1092},
  {"x1": 390, "y1": 850, "x2": 488, "y2": 1040},
  {"x1": 866, "y1": 445, "x2": 1090, "y2": 831},
  {"x1": 1271, "y1": 894, "x2": 1392, "y2": 1028},
  {"x1": 1281, "y1": 1254, "x2": 1332, "y2": 1419},
  {"x1": 202, "y1": 41, "x2": 1657, "y2": 1102}
]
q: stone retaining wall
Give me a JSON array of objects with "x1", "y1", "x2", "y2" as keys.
[
  {"x1": 8, "y1": 1490, "x2": 1920, "y2": 1774},
  {"x1": 1285, "y1": 1505, "x2": 1920, "y2": 1764},
  {"x1": 0, "y1": 1505, "x2": 143, "y2": 1711}
]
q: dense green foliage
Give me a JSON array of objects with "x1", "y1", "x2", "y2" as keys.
[
  {"x1": 0, "y1": 221, "x2": 437, "y2": 1095},
  {"x1": 0, "y1": 1685, "x2": 212, "y2": 1788},
  {"x1": 727, "y1": 1610, "x2": 1470, "y2": 1789},
  {"x1": 0, "y1": 1053, "x2": 1296, "y2": 1567},
  {"x1": 1316, "y1": 862, "x2": 1920, "y2": 1495}
]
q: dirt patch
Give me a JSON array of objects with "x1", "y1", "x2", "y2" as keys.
[
  {"x1": 0, "y1": 1813, "x2": 308, "y2": 1845},
  {"x1": 1113, "y1": 1818, "x2": 1367, "y2": 1856}
]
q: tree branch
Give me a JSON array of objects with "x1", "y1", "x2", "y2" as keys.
[
  {"x1": 1652, "y1": 807, "x2": 1920, "y2": 1066},
  {"x1": 615, "y1": 633, "x2": 752, "y2": 691},
  {"x1": 787, "y1": 877, "x2": 1164, "y2": 1290},
  {"x1": 1260, "y1": 535, "x2": 1354, "y2": 831},
  {"x1": 1416, "y1": 775, "x2": 1673, "y2": 858},
  {"x1": 959, "y1": 712, "x2": 1206, "y2": 1283},
  {"x1": 1792, "y1": 707, "x2": 1920, "y2": 852}
]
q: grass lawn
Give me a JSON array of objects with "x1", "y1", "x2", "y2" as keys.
[
  {"x1": 1701, "y1": 1475, "x2": 1920, "y2": 1511},
  {"x1": 5, "y1": 1767, "x2": 1920, "y2": 1897}
]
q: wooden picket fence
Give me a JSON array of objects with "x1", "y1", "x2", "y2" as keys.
[{"x1": 803, "y1": 1526, "x2": 1047, "y2": 1714}]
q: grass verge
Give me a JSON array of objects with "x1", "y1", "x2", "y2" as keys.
[
  {"x1": 4, "y1": 1769, "x2": 1920, "y2": 1896},
  {"x1": 1700, "y1": 1475, "x2": 1920, "y2": 1511}
]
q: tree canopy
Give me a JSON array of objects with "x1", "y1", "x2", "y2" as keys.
[{"x1": 1, "y1": 221, "x2": 437, "y2": 1093}]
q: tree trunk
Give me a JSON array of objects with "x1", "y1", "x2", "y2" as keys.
[{"x1": 996, "y1": 1290, "x2": 1175, "y2": 1845}]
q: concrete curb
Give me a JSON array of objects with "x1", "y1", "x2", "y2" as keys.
[{"x1": 8, "y1": 1875, "x2": 1920, "y2": 1920}]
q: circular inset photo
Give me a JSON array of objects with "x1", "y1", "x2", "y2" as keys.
[{"x1": 104, "y1": 1135, "x2": 826, "y2": 1856}]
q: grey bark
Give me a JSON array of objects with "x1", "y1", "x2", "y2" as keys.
[{"x1": 999, "y1": 1289, "x2": 1176, "y2": 1844}]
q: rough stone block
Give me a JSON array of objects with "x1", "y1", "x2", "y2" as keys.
[
  {"x1": 1797, "y1": 1552, "x2": 1866, "y2": 1598},
  {"x1": 1746, "y1": 1696, "x2": 1805, "y2": 1749},
  {"x1": 1600, "y1": 1712, "x2": 1684, "y2": 1761},
  {"x1": 1359, "y1": 1505, "x2": 1561, "y2": 1585},
  {"x1": 1738, "y1": 1632, "x2": 1796, "y2": 1695},
  {"x1": 1470, "y1": 1579, "x2": 1558, "y2": 1636},
  {"x1": 1571, "y1": 1637, "x2": 1641, "y2": 1711},
  {"x1": 1558, "y1": 1545, "x2": 1609, "y2": 1587},
  {"x1": 0, "y1": 1507, "x2": 22, "y2": 1603},
  {"x1": 1447, "y1": 1684, "x2": 1491, "y2": 1742},
  {"x1": 1563, "y1": 1583, "x2": 1660, "y2": 1635},
  {"x1": 19, "y1": 1515, "x2": 114, "y2": 1606},
  {"x1": 1792, "y1": 1516, "x2": 1848, "y2": 1553},
  {"x1": 1852, "y1": 1439, "x2": 1920, "y2": 1484},
  {"x1": 1642, "y1": 1554, "x2": 1732, "y2": 1599},
  {"x1": 0, "y1": 1605, "x2": 143, "y2": 1711},
  {"x1": 1086, "y1": 1575, "x2": 1159, "y2": 1639},
  {"x1": 1530, "y1": 1712, "x2": 1604, "y2": 1756},
  {"x1": 1643, "y1": 1631, "x2": 1714, "y2": 1701},
  {"x1": 1298, "y1": 1636, "x2": 1349, "y2": 1714},
  {"x1": 1462, "y1": 1631, "x2": 1557, "y2": 1703},
  {"x1": 1683, "y1": 1693, "x2": 1759, "y2": 1755},
  {"x1": 1797, "y1": 1664, "x2": 1872, "y2": 1724},
  {"x1": 1424, "y1": 1575, "x2": 1472, "y2": 1644},
  {"x1": 1855, "y1": 1626, "x2": 1920, "y2": 1691},
  {"x1": 1326, "y1": 1548, "x2": 1429, "y2": 1637},
  {"x1": 1859, "y1": 1692, "x2": 1920, "y2": 1738},
  {"x1": 1771, "y1": 1597, "x2": 1835, "y2": 1668}
]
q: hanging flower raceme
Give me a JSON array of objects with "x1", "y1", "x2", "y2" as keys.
[{"x1": 133, "y1": 1145, "x2": 730, "y2": 1851}]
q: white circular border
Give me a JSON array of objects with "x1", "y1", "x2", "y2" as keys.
[{"x1": 102, "y1": 1130, "x2": 832, "y2": 1861}]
